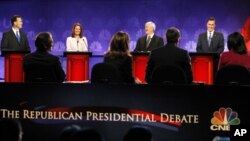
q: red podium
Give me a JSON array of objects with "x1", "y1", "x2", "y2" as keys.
[
  {"x1": 190, "y1": 53, "x2": 219, "y2": 85},
  {"x1": 2, "y1": 51, "x2": 29, "y2": 82},
  {"x1": 64, "y1": 52, "x2": 92, "y2": 81},
  {"x1": 131, "y1": 52, "x2": 219, "y2": 85},
  {"x1": 131, "y1": 52, "x2": 150, "y2": 83}
]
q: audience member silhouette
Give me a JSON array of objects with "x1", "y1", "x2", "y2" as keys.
[
  {"x1": 0, "y1": 119, "x2": 23, "y2": 141},
  {"x1": 124, "y1": 125, "x2": 152, "y2": 141},
  {"x1": 71, "y1": 127, "x2": 103, "y2": 141},
  {"x1": 59, "y1": 124, "x2": 81, "y2": 141},
  {"x1": 218, "y1": 32, "x2": 250, "y2": 69}
]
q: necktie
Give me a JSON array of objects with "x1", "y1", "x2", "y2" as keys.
[
  {"x1": 146, "y1": 36, "x2": 151, "y2": 48},
  {"x1": 16, "y1": 31, "x2": 20, "y2": 43},
  {"x1": 208, "y1": 32, "x2": 212, "y2": 47}
]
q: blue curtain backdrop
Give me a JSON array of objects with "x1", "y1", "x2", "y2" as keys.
[{"x1": 0, "y1": 0, "x2": 249, "y2": 79}]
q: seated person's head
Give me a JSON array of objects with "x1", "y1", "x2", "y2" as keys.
[
  {"x1": 35, "y1": 32, "x2": 53, "y2": 52},
  {"x1": 124, "y1": 125, "x2": 152, "y2": 141},
  {"x1": 59, "y1": 124, "x2": 81, "y2": 141},
  {"x1": 108, "y1": 31, "x2": 130, "y2": 57},
  {"x1": 72, "y1": 127, "x2": 103, "y2": 141},
  {"x1": 0, "y1": 119, "x2": 23, "y2": 141},
  {"x1": 227, "y1": 32, "x2": 247, "y2": 54},
  {"x1": 166, "y1": 27, "x2": 181, "y2": 45}
]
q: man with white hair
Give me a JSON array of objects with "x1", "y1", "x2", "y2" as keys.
[{"x1": 134, "y1": 21, "x2": 164, "y2": 52}]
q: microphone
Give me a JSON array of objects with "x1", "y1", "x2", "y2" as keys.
[
  {"x1": 76, "y1": 39, "x2": 79, "y2": 51},
  {"x1": 82, "y1": 38, "x2": 87, "y2": 47}
]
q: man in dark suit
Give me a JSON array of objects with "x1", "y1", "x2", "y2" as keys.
[
  {"x1": 196, "y1": 17, "x2": 224, "y2": 54},
  {"x1": 1, "y1": 15, "x2": 30, "y2": 52},
  {"x1": 23, "y1": 32, "x2": 65, "y2": 82},
  {"x1": 145, "y1": 27, "x2": 193, "y2": 84},
  {"x1": 134, "y1": 21, "x2": 164, "y2": 52}
]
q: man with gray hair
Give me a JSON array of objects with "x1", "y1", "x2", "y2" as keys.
[{"x1": 134, "y1": 21, "x2": 164, "y2": 52}]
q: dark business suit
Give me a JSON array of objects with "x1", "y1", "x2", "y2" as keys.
[
  {"x1": 145, "y1": 43, "x2": 193, "y2": 84},
  {"x1": 196, "y1": 31, "x2": 224, "y2": 54},
  {"x1": 134, "y1": 34, "x2": 164, "y2": 52},
  {"x1": 23, "y1": 51, "x2": 65, "y2": 82},
  {"x1": 104, "y1": 55, "x2": 135, "y2": 83},
  {"x1": 1, "y1": 29, "x2": 30, "y2": 52}
]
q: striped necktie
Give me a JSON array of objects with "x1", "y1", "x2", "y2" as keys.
[
  {"x1": 146, "y1": 36, "x2": 151, "y2": 48},
  {"x1": 208, "y1": 32, "x2": 212, "y2": 47}
]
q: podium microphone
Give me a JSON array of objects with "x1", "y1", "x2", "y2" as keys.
[{"x1": 83, "y1": 38, "x2": 87, "y2": 47}]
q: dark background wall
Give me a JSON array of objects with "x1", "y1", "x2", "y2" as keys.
[{"x1": 0, "y1": 0, "x2": 249, "y2": 79}]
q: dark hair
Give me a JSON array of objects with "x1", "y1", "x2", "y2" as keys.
[
  {"x1": 60, "y1": 125, "x2": 81, "y2": 141},
  {"x1": 166, "y1": 27, "x2": 181, "y2": 43},
  {"x1": 35, "y1": 32, "x2": 53, "y2": 51},
  {"x1": 207, "y1": 17, "x2": 216, "y2": 23},
  {"x1": 105, "y1": 31, "x2": 131, "y2": 58},
  {"x1": 11, "y1": 15, "x2": 22, "y2": 26},
  {"x1": 71, "y1": 23, "x2": 83, "y2": 38},
  {"x1": 72, "y1": 128, "x2": 103, "y2": 141},
  {"x1": 124, "y1": 125, "x2": 152, "y2": 141},
  {"x1": 0, "y1": 119, "x2": 22, "y2": 141},
  {"x1": 227, "y1": 32, "x2": 247, "y2": 54}
]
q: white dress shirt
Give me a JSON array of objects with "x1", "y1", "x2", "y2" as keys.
[
  {"x1": 12, "y1": 27, "x2": 20, "y2": 37},
  {"x1": 66, "y1": 36, "x2": 88, "y2": 52}
]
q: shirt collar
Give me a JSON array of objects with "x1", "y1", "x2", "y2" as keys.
[
  {"x1": 12, "y1": 27, "x2": 19, "y2": 33},
  {"x1": 147, "y1": 33, "x2": 154, "y2": 39},
  {"x1": 207, "y1": 30, "x2": 214, "y2": 35}
]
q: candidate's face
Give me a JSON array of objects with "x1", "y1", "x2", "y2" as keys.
[
  {"x1": 207, "y1": 20, "x2": 215, "y2": 32},
  {"x1": 14, "y1": 17, "x2": 23, "y2": 29},
  {"x1": 74, "y1": 25, "x2": 81, "y2": 36},
  {"x1": 145, "y1": 24, "x2": 154, "y2": 35}
]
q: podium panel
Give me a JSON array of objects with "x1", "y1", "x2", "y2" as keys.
[
  {"x1": 131, "y1": 52, "x2": 149, "y2": 83},
  {"x1": 2, "y1": 51, "x2": 29, "y2": 82},
  {"x1": 190, "y1": 53, "x2": 219, "y2": 85},
  {"x1": 64, "y1": 52, "x2": 92, "y2": 81},
  {"x1": 5, "y1": 54, "x2": 25, "y2": 82}
]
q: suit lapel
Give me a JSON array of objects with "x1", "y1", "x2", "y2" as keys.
[
  {"x1": 210, "y1": 32, "x2": 218, "y2": 48},
  {"x1": 204, "y1": 33, "x2": 209, "y2": 48},
  {"x1": 212, "y1": 32, "x2": 217, "y2": 42},
  {"x1": 147, "y1": 35, "x2": 156, "y2": 50},
  {"x1": 10, "y1": 29, "x2": 20, "y2": 45},
  {"x1": 143, "y1": 35, "x2": 147, "y2": 50}
]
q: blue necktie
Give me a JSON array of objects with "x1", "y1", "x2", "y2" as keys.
[{"x1": 16, "y1": 31, "x2": 20, "y2": 43}]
